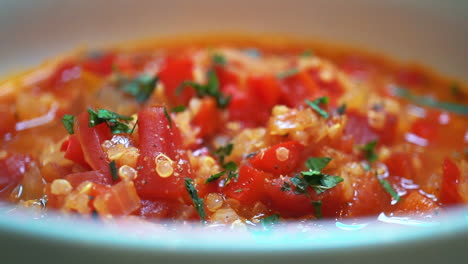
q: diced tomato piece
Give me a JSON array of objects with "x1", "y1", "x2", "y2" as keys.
[
  {"x1": 81, "y1": 53, "x2": 115, "y2": 76},
  {"x1": 0, "y1": 154, "x2": 31, "y2": 197},
  {"x1": 44, "y1": 61, "x2": 81, "y2": 90},
  {"x1": 135, "y1": 199, "x2": 197, "y2": 220},
  {"x1": 65, "y1": 170, "x2": 111, "y2": 188},
  {"x1": 93, "y1": 180, "x2": 141, "y2": 216},
  {"x1": 247, "y1": 74, "x2": 281, "y2": 107},
  {"x1": 215, "y1": 66, "x2": 239, "y2": 91},
  {"x1": 134, "y1": 107, "x2": 194, "y2": 201},
  {"x1": 410, "y1": 118, "x2": 438, "y2": 142},
  {"x1": 193, "y1": 97, "x2": 222, "y2": 138},
  {"x1": 224, "y1": 164, "x2": 271, "y2": 205},
  {"x1": 75, "y1": 112, "x2": 112, "y2": 175},
  {"x1": 279, "y1": 71, "x2": 319, "y2": 107},
  {"x1": 0, "y1": 105, "x2": 16, "y2": 137},
  {"x1": 395, "y1": 190, "x2": 440, "y2": 214},
  {"x1": 346, "y1": 172, "x2": 392, "y2": 217},
  {"x1": 158, "y1": 56, "x2": 194, "y2": 105},
  {"x1": 339, "y1": 55, "x2": 374, "y2": 80},
  {"x1": 395, "y1": 67, "x2": 427, "y2": 88},
  {"x1": 264, "y1": 177, "x2": 315, "y2": 217},
  {"x1": 440, "y1": 158, "x2": 463, "y2": 205},
  {"x1": 225, "y1": 84, "x2": 270, "y2": 127},
  {"x1": 385, "y1": 152, "x2": 414, "y2": 179},
  {"x1": 344, "y1": 110, "x2": 378, "y2": 145},
  {"x1": 61, "y1": 135, "x2": 89, "y2": 168},
  {"x1": 250, "y1": 141, "x2": 304, "y2": 175}
]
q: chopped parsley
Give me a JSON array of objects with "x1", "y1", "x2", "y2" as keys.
[
  {"x1": 109, "y1": 160, "x2": 118, "y2": 181},
  {"x1": 171, "y1": 105, "x2": 186, "y2": 113},
  {"x1": 280, "y1": 181, "x2": 292, "y2": 192},
  {"x1": 394, "y1": 87, "x2": 468, "y2": 115},
  {"x1": 361, "y1": 140, "x2": 378, "y2": 162},
  {"x1": 337, "y1": 103, "x2": 347, "y2": 115},
  {"x1": 87, "y1": 108, "x2": 134, "y2": 134},
  {"x1": 289, "y1": 157, "x2": 343, "y2": 195},
  {"x1": 177, "y1": 69, "x2": 231, "y2": 109},
  {"x1": 117, "y1": 73, "x2": 159, "y2": 103},
  {"x1": 222, "y1": 161, "x2": 238, "y2": 171},
  {"x1": 163, "y1": 107, "x2": 172, "y2": 127},
  {"x1": 277, "y1": 68, "x2": 299, "y2": 79},
  {"x1": 226, "y1": 170, "x2": 239, "y2": 184},
  {"x1": 260, "y1": 214, "x2": 280, "y2": 228},
  {"x1": 379, "y1": 178, "x2": 400, "y2": 202},
  {"x1": 61, "y1": 114, "x2": 75, "y2": 135},
  {"x1": 212, "y1": 53, "x2": 227, "y2": 66},
  {"x1": 305, "y1": 97, "x2": 330, "y2": 119},
  {"x1": 184, "y1": 178, "x2": 206, "y2": 223},
  {"x1": 234, "y1": 189, "x2": 244, "y2": 193},
  {"x1": 205, "y1": 171, "x2": 226, "y2": 183},
  {"x1": 311, "y1": 200, "x2": 323, "y2": 219},
  {"x1": 213, "y1": 143, "x2": 234, "y2": 165}
]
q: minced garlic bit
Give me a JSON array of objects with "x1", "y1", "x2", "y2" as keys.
[
  {"x1": 50, "y1": 179, "x2": 73, "y2": 195},
  {"x1": 155, "y1": 153, "x2": 174, "y2": 178},
  {"x1": 275, "y1": 147, "x2": 290, "y2": 161},
  {"x1": 119, "y1": 165, "x2": 138, "y2": 181}
]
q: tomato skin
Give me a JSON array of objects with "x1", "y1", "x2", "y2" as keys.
[
  {"x1": 385, "y1": 152, "x2": 414, "y2": 179},
  {"x1": 225, "y1": 84, "x2": 270, "y2": 127},
  {"x1": 224, "y1": 164, "x2": 271, "y2": 205},
  {"x1": 250, "y1": 141, "x2": 304, "y2": 176},
  {"x1": 158, "y1": 56, "x2": 194, "y2": 105},
  {"x1": 247, "y1": 74, "x2": 281, "y2": 107},
  {"x1": 61, "y1": 135, "x2": 89, "y2": 168},
  {"x1": 440, "y1": 158, "x2": 463, "y2": 205},
  {"x1": 395, "y1": 190, "x2": 440, "y2": 214},
  {"x1": 75, "y1": 112, "x2": 112, "y2": 175},
  {"x1": 136, "y1": 199, "x2": 197, "y2": 220},
  {"x1": 0, "y1": 154, "x2": 31, "y2": 197},
  {"x1": 279, "y1": 71, "x2": 319, "y2": 107},
  {"x1": 193, "y1": 97, "x2": 221, "y2": 138},
  {"x1": 410, "y1": 118, "x2": 438, "y2": 142},
  {"x1": 134, "y1": 107, "x2": 193, "y2": 201}
]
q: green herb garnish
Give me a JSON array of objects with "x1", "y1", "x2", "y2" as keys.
[
  {"x1": 177, "y1": 69, "x2": 231, "y2": 109},
  {"x1": 305, "y1": 97, "x2": 330, "y2": 119},
  {"x1": 87, "y1": 108, "x2": 134, "y2": 134},
  {"x1": 361, "y1": 140, "x2": 378, "y2": 162},
  {"x1": 205, "y1": 171, "x2": 226, "y2": 183},
  {"x1": 234, "y1": 189, "x2": 244, "y2": 193},
  {"x1": 280, "y1": 182, "x2": 292, "y2": 192},
  {"x1": 394, "y1": 87, "x2": 468, "y2": 115},
  {"x1": 289, "y1": 157, "x2": 343, "y2": 195},
  {"x1": 379, "y1": 178, "x2": 400, "y2": 202},
  {"x1": 213, "y1": 143, "x2": 234, "y2": 165},
  {"x1": 311, "y1": 200, "x2": 323, "y2": 219},
  {"x1": 260, "y1": 214, "x2": 280, "y2": 228},
  {"x1": 212, "y1": 53, "x2": 227, "y2": 66},
  {"x1": 171, "y1": 105, "x2": 186, "y2": 113},
  {"x1": 61, "y1": 114, "x2": 75, "y2": 135},
  {"x1": 337, "y1": 103, "x2": 347, "y2": 115},
  {"x1": 109, "y1": 160, "x2": 118, "y2": 181},
  {"x1": 184, "y1": 178, "x2": 206, "y2": 223},
  {"x1": 222, "y1": 161, "x2": 238, "y2": 171},
  {"x1": 163, "y1": 107, "x2": 172, "y2": 127},
  {"x1": 118, "y1": 73, "x2": 158, "y2": 103},
  {"x1": 277, "y1": 68, "x2": 300, "y2": 79},
  {"x1": 226, "y1": 170, "x2": 239, "y2": 183},
  {"x1": 301, "y1": 50, "x2": 313, "y2": 57}
]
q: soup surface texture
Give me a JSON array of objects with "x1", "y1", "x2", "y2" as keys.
[{"x1": 0, "y1": 36, "x2": 466, "y2": 224}]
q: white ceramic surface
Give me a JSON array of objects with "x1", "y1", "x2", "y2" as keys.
[{"x1": 0, "y1": 1, "x2": 467, "y2": 263}]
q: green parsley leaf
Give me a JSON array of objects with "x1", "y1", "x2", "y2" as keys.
[
  {"x1": 280, "y1": 182, "x2": 292, "y2": 192},
  {"x1": 394, "y1": 87, "x2": 468, "y2": 115},
  {"x1": 163, "y1": 107, "x2": 172, "y2": 127},
  {"x1": 301, "y1": 50, "x2": 313, "y2": 57},
  {"x1": 290, "y1": 174, "x2": 309, "y2": 195},
  {"x1": 379, "y1": 178, "x2": 400, "y2": 202},
  {"x1": 305, "y1": 97, "x2": 330, "y2": 119},
  {"x1": 306, "y1": 157, "x2": 332, "y2": 171},
  {"x1": 222, "y1": 161, "x2": 238, "y2": 171},
  {"x1": 226, "y1": 170, "x2": 239, "y2": 183},
  {"x1": 277, "y1": 68, "x2": 299, "y2": 79},
  {"x1": 87, "y1": 108, "x2": 134, "y2": 134},
  {"x1": 212, "y1": 53, "x2": 227, "y2": 66},
  {"x1": 362, "y1": 163, "x2": 371, "y2": 171},
  {"x1": 337, "y1": 103, "x2": 347, "y2": 115},
  {"x1": 205, "y1": 171, "x2": 226, "y2": 183},
  {"x1": 361, "y1": 140, "x2": 378, "y2": 162},
  {"x1": 177, "y1": 69, "x2": 231, "y2": 109},
  {"x1": 311, "y1": 200, "x2": 323, "y2": 219},
  {"x1": 119, "y1": 74, "x2": 158, "y2": 103},
  {"x1": 171, "y1": 105, "x2": 186, "y2": 113},
  {"x1": 234, "y1": 189, "x2": 243, "y2": 193},
  {"x1": 260, "y1": 214, "x2": 280, "y2": 228},
  {"x1": 213, "y1": 143, "x2": 234, "y2": 165},
  {"x1": 61, "y1": 114, "x2": 75, "y2": 135},
  {"x1": 301, "y1": 170, "x2": 344, "y2": 194},
  {"x1": 109, "y1": 160, "x2": 118, "y2": 181},
  {"x1": 184, "y1": 178, "x2": 206, "y2": 223}
]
